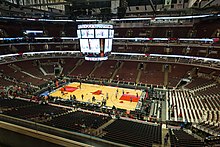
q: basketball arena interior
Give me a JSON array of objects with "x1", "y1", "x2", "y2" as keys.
[{"x1": 0, "y1": 0, "x2": 220, "y2": 146}]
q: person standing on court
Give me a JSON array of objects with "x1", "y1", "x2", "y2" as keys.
[
  {"x1": 130, "y1": 97, "x2": 132, "y2": 102},
  {"x1": 81, "y1": 94, "x2": 84, "y2": 100},
  {"x1": 106, "y1": 92, "x2": 109, "y2": 100}
]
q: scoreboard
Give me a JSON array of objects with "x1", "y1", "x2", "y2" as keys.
[{"x1": 77, "y1": 24, "x2": 114, "y2": 61}]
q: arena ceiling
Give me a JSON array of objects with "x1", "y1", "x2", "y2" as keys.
[{"x1": 0, "y1": 0, "x2": 219, "y2": 19}]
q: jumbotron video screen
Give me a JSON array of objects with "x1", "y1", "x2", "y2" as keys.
[{"x1": 77, "y1": 24, "x2": 114, "y2": 61}]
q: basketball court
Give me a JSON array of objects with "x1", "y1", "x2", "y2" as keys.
[{"x1": 49, "y1": 82, "x2": 142, "y2": 110}]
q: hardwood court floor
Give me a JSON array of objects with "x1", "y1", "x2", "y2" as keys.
[{"x1": 49, "y1": 82, "x2": 142, "y2": 110}]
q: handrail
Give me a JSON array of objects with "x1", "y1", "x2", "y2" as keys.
[{"x1": 0, "y1": 114, "x2": 127, "y2": 147}]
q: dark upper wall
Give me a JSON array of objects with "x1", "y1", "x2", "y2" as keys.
[{"x1": 0, "y1": 20, "x2": 77, "y2": 37}]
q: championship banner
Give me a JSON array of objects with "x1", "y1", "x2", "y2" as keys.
[
  {"x1": 111, "y1": 0, "x2": 120, "y2": 14},
  {"x1": 164, "y1": 0, "x2": 172, "y2": 9},
  {"x1": 177, "y1": 0, "x2": 184, "y2": 9},
  {"x1": 165, "y1": 0, "x2": 172, "y2": 6}
]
